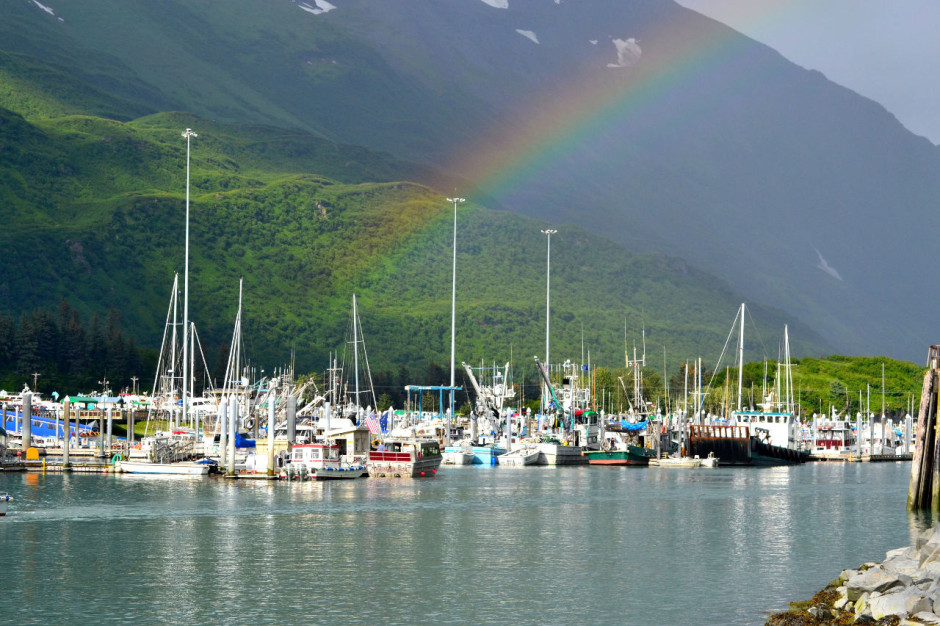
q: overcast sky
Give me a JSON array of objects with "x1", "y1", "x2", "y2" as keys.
[{"x1": 676, "y1": 0, "x2": 940, "y2": 145}]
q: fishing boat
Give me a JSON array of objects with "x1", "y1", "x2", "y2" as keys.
[
  {"x1": 686, "y1": 306, "x2": 807, "y2": 466},
  {"x1": 116, "y1": 460, "x2": 211, "y2": 475},
  {"x1": 287, "y1": 442, "x2": 365, "y2": 479},
  {"x1": 530, "y1": 357, "x2": 595, "y2": 465},
  {"x1": 442, "y1": 442, "x2": 475, "y2": 465},
  {"x1": 583, "y1": 444, "x2": 657, "y2": 466},
  {"x1": 585, "y1": 421, "x2": 657, "y2": 466},
  {"x1": 460, "y1": 361, "x2": 512, "y2": 462},
  {"x1": 367, "y1": 428, "x2": 442, "y2": 478},
  {"x1": 499, "y1": 446, "x2": 540, "y2": 466},
  {"x1": 0, "y1": 492, "x2": 12, "y2": 516}
]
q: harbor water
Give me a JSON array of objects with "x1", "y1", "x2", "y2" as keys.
[{"x1": 0, "y1": 462, "x2": 924, "y2": 624}]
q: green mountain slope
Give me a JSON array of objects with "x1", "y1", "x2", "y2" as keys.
[
  {"x1": 4, "y1": 0, "x2": 938, "y2": 362},
  {"x1": 0, "y1": 108, "x2": 829, "y2": 378}
]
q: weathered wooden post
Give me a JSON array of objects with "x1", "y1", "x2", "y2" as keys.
[{"x1": 909, "y1": 346, "x2": 940, "y2": 511}]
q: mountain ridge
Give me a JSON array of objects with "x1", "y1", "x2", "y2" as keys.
[{"x1": 1, "y1": 0, "x2": 937, "y2": 361}]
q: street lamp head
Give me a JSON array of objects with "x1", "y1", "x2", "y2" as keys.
[
  {"x1": 542, "y1": 229, "x2": 557, "y2": 235},
  {"x1": 447, "y1": 197, "x2": 465, "y2": 204},
  {"x1": 182, "y1": 128, "x2": 198, "y2": 139}
]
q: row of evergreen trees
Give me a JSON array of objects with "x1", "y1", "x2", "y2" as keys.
[{"x1": 0, "y1": 300, "x2": 154, "y2": 396}]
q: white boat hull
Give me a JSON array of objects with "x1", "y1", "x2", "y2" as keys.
[
  {"x1": 442, "y1": 450, "x2": 475, "y2": 465},
  {"x1": 535, "y1": 443, "x2": 587, "y2": 465},
  {"x1": 698, "y1": 455, "x2": 719, "y2": 468},
  {"x1": 500, "y1": 448, "x2": 540, "y2": 466},
  {"x1": 307, "y1": 465, "x2": 366, "y2": 480},
  {"x1": 117, "y1": 461, "x2": 210, "y2": 476},
  {"x1": 658, "y1": 457, "x2": 701, "y2": 468}
]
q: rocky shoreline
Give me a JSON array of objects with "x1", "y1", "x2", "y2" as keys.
[{"x1": 767, "y1": 525, "x2": 940, "y2": 624}]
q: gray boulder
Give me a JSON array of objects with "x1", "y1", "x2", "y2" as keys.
[
  {"x1": 846, "y1": 566, "x2": 906, "y2": 601},
  {"x1": 868, "y1": 588, "x2": 932, "y2": 620}
]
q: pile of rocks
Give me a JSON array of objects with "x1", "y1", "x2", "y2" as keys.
[{"x1": 767, "y1": 525, "x2": 940, "y2": 624}]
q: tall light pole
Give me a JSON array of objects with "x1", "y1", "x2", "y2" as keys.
[
  {"x1": 541, "y1": 229, "x2": 557, "y2": 414},
  {"x1": 181, "y1": 128, "x2": 197, "y2": 431},
  {"x1": 542, "y1": 229, "x2": 557, "y2": 365},
  {"x1": 447, "y1": 196, "x2": 464, "y2": 443}
]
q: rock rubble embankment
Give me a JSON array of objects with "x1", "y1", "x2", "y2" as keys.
[{"x1": 767, "y1": 525, "x2": 940, "y2": 624}]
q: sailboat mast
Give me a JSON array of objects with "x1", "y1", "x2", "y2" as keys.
[
  {"x1": 170, "y1": 275, "x2": 178, "y2": 399},
  {"x1": 353, "y1": 294, "x2": 360, "y2": 423},
  {"x1": 181, "y1": 128, "x2": 196, "y2": 431},
  {"x1": 737, "y1": 303, "x2": 745, "y2": 412},
  {"x1": 785, "y1": 325, "x2": 793, "y2": 414},
  {"x1": 236, "y1": 278, "x2": 243, "y2": 398}
]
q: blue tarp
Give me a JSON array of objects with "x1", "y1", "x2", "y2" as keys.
[
  {"x1": 620, "y1": 420, "x2": 648, "y2": 431},
  {"x1": 234, "y1": 432, "x2": 256, "y2": 448}
]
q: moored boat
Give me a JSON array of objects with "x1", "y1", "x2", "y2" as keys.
[
  {"x1": 698, "y1": 452, "x2": 719, "y2": 468},
  {"x1": 0, "y1": 492, "x2": 12, "y2": 516},
  {"x1": 287, "y1": 442, "x2": 365, "y2": 479},
  {"x1": 499, "y1": 446, "x2": 540, "y2": 466},
  {"x1": 583, "y1": 444, "x2": 657, "y2": 466},
  {"x1": 658, "y1": 456, "x2": 702, "y2": 468},
  {"x1": 116, "y1": 460, "x2": 210, "y2": 476},
  {"x1": 442, "y1": 444, "x2": 475, "y2": 465},
  {"x1": 686, "y1": 307, "x2": 807, "y2": 466},
  {"x1": 367, "y1": 429, "x2": 442, "y2": 478}
]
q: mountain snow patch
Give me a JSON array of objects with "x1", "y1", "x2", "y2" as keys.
[
  {"x1": 298, "y1": 0, "x2": 336, "y2": 15},
  {"x1": 814, "y1": 248, "x2": 843, "y2": 281},
  {"x1": 607, "y1": 38, "x2": 641, "y2": 68},
  {"x1": 480, "y1": 0, "x2": 509, "y2": 8},
  {"x1": 516, "y1": 29, "x2": 539, "y2": 44},
  {"x1": 31, "y1": 0, "x2": 64, "y2": 21}
]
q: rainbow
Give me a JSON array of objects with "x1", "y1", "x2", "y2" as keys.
[{"x1": 445, "y1": 3, "x2": 782, "y2": 204}]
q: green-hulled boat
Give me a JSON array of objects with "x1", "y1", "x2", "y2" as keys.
[{"x1": 583, "y1": 444, "x2": 657, "y2": 466}]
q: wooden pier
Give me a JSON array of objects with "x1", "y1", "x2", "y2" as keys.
[{"x1": 908, "y1": 345, "x2": 939, "y2": 512}]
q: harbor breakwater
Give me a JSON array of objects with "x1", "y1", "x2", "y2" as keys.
[{"x1": 767, "y1": 524, "x2": 940, "y2": 624}]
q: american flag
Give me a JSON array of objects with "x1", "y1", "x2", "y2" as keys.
[{"x1": 365, "y1": 411, "x2": 381, "y2": 434}]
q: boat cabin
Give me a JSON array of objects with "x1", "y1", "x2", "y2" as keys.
[
  {"x1": 382, "y1": 439, "x2": 440, "y2": 457},
  {"x1": 291, "y1": 443, "x2": 341, "y2": 465},
  {"x1": 730, "y1": 411, "x2": 799, "y2": 449}
]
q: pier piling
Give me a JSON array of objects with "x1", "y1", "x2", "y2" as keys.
[
  {"x1": 908, "y1": 346, "x2": 940, "y2": 512},
  {"x1": 22, "y1": 392, "x2": 32, "y2": 449},
  {"x1": 62, "y1": 398, "x2": 71, "y2": 470}
]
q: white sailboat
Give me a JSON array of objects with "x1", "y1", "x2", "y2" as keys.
[
  {"x1": 338, "y1": 294, "x2": 378, "y2": 425},
  {"x1": 123, "y1": 129, "x2": 213, "y2": 476}
]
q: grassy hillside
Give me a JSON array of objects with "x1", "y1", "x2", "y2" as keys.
[
  {"x1": 587, "y1": 355, "x2": 925, "y2": 419},
  {"x1": 0, "y1": 107, "x2": 831, "y2": 389},
  {"x1": 697, "y1": 355, "x2": 925, "y2": 417}
]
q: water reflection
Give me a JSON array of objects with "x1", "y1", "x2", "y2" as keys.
[{"x1": 0, "y1": 463, "x2": 921, "y2": 624}]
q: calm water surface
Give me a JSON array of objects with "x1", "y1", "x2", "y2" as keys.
[{"x1": 0, "y1": 463, "x2": 925, "y2": 624}]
